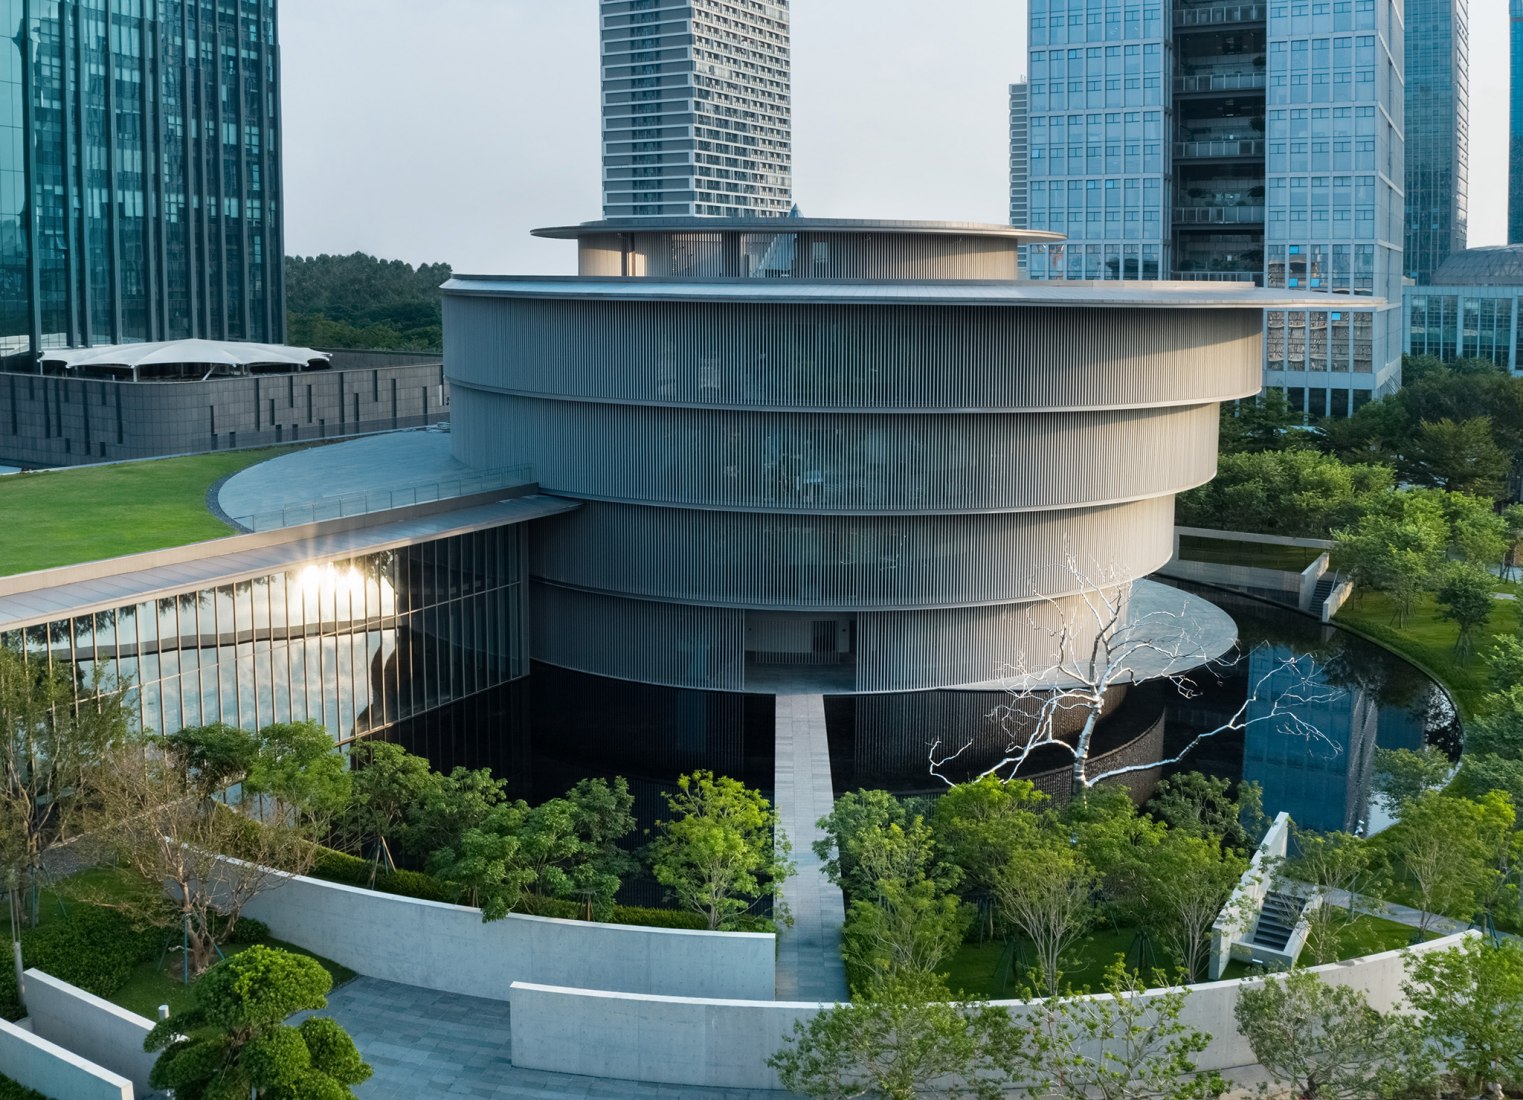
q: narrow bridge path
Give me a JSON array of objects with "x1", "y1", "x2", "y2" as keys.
[{"x1": 773, "y1": 693, "x2": 849, "y2": 1003}]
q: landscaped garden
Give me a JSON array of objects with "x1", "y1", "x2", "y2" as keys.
[{"x1": 0, "y1": 446, "x2": 301, "y2": 576}]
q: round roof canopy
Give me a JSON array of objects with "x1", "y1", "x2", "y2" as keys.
[
  {"x1": 532, "y1": 217, "x2": 1064, "y2": 244},
  {"x1": 1430, "y1": 245, "x2": 1523, "y2": 287}
]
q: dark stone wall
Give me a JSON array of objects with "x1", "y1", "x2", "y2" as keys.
[{"x1": 0, "y1": 362, "x2": 449, "y2": 467}]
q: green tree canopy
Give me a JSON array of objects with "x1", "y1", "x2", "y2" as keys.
[
  {"x1": 646, "y1": 770, "x2": 795, "y2": 931},
  {"x1": 286, "y1": 253, "x2": 451, "y2": 352},
  {"x1": 144, "y1": 945, "x2": 372, "y2": 1100}
]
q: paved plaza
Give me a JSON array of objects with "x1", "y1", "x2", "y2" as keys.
[{"x1": 307, "y1": 976, "x2": 797, "y2": 1100}]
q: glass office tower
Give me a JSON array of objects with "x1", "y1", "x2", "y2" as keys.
[
  {"x1": 0, "y1": 0, "x2": 285, "y2": 365},
  {"x1": 1020, "y1": 0, "x2": 1406, "y2": 414},
  {"x1": 1009, "y1": 82, "x2": 1031, "y2": 229},
  {"x1": 1404, "y1": 0, "x2": 1467, "y2": 284},
  {"x1": 600, "y1": 0, "x2": 792, "y2": 218},
  {"x1": 1512, "y1": 0, "x2": 1523, "y2": 243}
]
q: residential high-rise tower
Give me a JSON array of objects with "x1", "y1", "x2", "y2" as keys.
[
  {"x1": 600, "y1": 0, "x2": 792, "y2": 218},
  {"x1": 0, "y1": 0, "x2": 286, "y2": 365},
  {"x1": 1018, "y1": 0, "x2": 1407, "y2": 415},
  {"x1": 1404, "y1": 0, "x2": 1468, "y2": 283},
  {"x1": 1010, "y1": 82, "x2": 1030, "y2": 229}
]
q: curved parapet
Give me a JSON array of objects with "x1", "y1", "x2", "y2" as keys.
[{"x1": 444, "y1": 219, "x2": 1323, "y2": 693}]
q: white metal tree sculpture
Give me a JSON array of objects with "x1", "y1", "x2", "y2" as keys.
[{"x1": 928, "y1": 565, "x2": 1341, "y2": 796}]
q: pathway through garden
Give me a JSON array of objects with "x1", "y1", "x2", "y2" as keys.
[{"x1": 773, "y1": 694, "x2": 849, "y2": 1002}]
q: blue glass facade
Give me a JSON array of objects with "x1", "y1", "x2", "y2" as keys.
[
  {"x1": 1018, "y1": 0, "x2": 1406, "y2": 414},
  {"x1": 1024, "y1": 0, "x2": 1170, "y2": 279},
  {"x1": 1402, "y1": 0, "x2": 1467, "y2": 284},
  {"x1": 0, "y1": 0, "x2": 284, "y2": 365},
  {"x1": 1512, "y1": 0, "x2": 1523, "y2": 243}
]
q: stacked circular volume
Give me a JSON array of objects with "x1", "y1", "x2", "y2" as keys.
[{"x1": 443, "y1": 218, "x2": 1287, "y2": 694}]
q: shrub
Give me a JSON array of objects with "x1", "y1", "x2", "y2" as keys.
[
  {"x1": 0, "y1": 907, "x2": 160, "y2": 1020},
  {"x1": 222, "y1": 916, "x2": 269, "y2": 945},
  {"x1": 0, "y1": 1076, "x2": 48, "y2": 1100}
]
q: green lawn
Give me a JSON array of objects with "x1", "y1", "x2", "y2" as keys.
[
  {"x1": 1335, "y1": 583, "x2": 1522, "y2": 718},
  {"x1": 1177, "y1": 535, "x2": 1321, "y2": 573},
  {"x1": 1217, "y1": 914, "x2": 1425, "y2": 981},
  {"x1": 0, "y1": 447, "x2": 299, "y2": 577},
  {"x1": 943, "y1": 924, "x2": 1164, "y2": 998}
]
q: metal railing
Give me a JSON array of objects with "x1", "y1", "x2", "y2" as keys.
[
  {"x1": 1174, "y1": 3, "x2": 1267, "y2": 26},
  {"x1": 1174, "y1": 138, "x2": 1265, "y2": 159},
  {"x1": 1174, "y1": 270, "x2": 1266, "y2": 285},
  {"x1": 1173, "y1": 204, "x2": 1266, "y2": 225},
  {"x1": 229, "y1": 465, "x2": 535, "y2": 532},
  {"x1": 1174, "y1": 71, "x2": 1267, "y2": 93}
]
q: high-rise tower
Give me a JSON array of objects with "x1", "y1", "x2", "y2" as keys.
[
  {"x1": 1405, "y1": 0, "x2": 1468, "y2": 283},
  {"x1": 0, "y1": 0, "x2": 286, "y2": 365},
  {"x1": 1511, "y1": 0, "x2": 1523, "y2": 243},
  {"x1": 1019, "y1": 0, "x2": 1407, "y2": 415},
  {"x1": 600, "y1": 0, "x2": 792, "y2": 219}
]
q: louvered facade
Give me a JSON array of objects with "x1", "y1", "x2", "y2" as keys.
[{"x1": 444, "y1": 218, "x2": 1312, "y2": 695}]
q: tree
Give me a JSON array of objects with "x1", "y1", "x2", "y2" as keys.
[
  {"x1": 1485, "y1": 635, "x2": 1523, "y2": 693},
  {"x1": 1219, "y1": 390, "x2": 1318, "y2": 454},
  {"x1": 1027, "y1": 963, "x2": 1225, "y2": 1100},
  {"x1": 1146, "y1": 773, "x2": 1263, "y2": 853},
  {"x1": 991, "y1": 837, "x2": 1096, "y2": 995},
  {"x1": 286, "y1": 252, "x2": 451, "y2": 352},
  {"x1": 1436, "y1": 564, "x2": 1499, "y2": 659},
  {"x1": 929, "y1": 777, "x2": 1045, "y2": 934},
  {"x1": 1141, "y1": 832, "x2": 1246, "y2": 983},
  {"x1": 90, "y1": 736, "x2": 321, "y2": 976},
  {"x1": 1444, "y1": 492, "x2": 1510, "y2": 569},
  {"x1": 1502, "y1": 503, "x2": 1523, "y2": 581},
  {"x1": 1409, "y1": 417, "x2": 1510, "y2": 499},
  {"x1": 243, "y1": 721, "x2": 351, "y2": 826},
  {"x1": 841, "y1": 877, "x2": 970, "y2": 991},
  {"x1": 768, "y1": 971, "x2": 1025, "y2": 1100},
  {"x1": 425, "y1": 800, "x2": 534, "y2": 918},
  {"x1": 1233, "y1": 968, "x2": 1433, "y2": 1100},
  {"x1": 1370, "y1": 746, "x2": 1453, "y2": 816},
  {"x1": 336, "y1": 741, "x2": 437, "y2": 882},
  {"x1": 815, "y1": 789, "x2": 918, "y2": 901},
  {"x1": 1175, "y1": 448, "x2": 1392, "y2": 538},
  {"x1": 1468, "y1": 686, "x2": 1523, "y2": 759},
  {"x1": 161, "y1": 722, "x2": 259, "y2": 799},
  {"x1": 1283, "y1": 827, "x2": 1370, "y2": 965},
  {"x1": 928, "y1": 570, "x2": 1339, "y2": 797},
  {"x1": 1375, "y1": 790, "x2": 1514, "y2": 936},
  {"x1": 646, "y1": 770, "x2": 795, "y2": 931},
  {"x1": 1333, "y1": 503, "x2": 1447, "y2": 627},
  {"x1": 1403, "y1": 937, "x2": 1523, "y2": 1099},
  {"x1": 397, "y1": 764, "x2": 508, "y2": 859},
  {"x1": 513, "y1": 778, "x2": 637, "y2": 919},
  {"x1": 0, "y1": 645, "x2": 130, "y2": 922},
  {"x1": 145, "y1": 945, "x2": 372, "y2": 1100}
]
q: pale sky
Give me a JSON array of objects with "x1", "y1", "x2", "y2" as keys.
[{"x1": 279, "y1": 0, "x2": 1512, "y2": 276}]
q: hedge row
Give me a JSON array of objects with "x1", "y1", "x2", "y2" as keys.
[
  {"x1": 0, "y1": 907, "x2": 160, "y2": 1021},
  {"x1": 307, "y1": 848, "x2": 709, "y2": 930},
  {"x1": 0, "y1": 1076, "x2": 49, "y2": 1100}
]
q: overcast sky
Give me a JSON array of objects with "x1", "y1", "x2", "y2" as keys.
[{"x1": 279, "y1": 0, "x2": 1510, "y2": 276}]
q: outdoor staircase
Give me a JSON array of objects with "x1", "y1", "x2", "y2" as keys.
[
  {"x1": 1311, "y1": 572, "x2": 1342, "y2": 606},
  {"x1": 1248, "y1": 890, "x2": 1307, "y2": 952}
]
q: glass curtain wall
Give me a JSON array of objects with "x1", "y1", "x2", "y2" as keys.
[{"x1": 0, "y1": 528, "x2": 526, "y2": 747}]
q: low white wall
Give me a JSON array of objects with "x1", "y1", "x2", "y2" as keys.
[
  {"x1": 0, "y1": 1016, "x2": 132, "y2": 1100},
  {"x1": 238, "y1": 866, "x2": 775, "y2": 1001},
  {"x1": 24, "y1": 970, "x2": 156, "y2": 1096},
  {"x1": 1210, "y1": 811, "x2": 1290, "y2": 979},
  {"x1": 1160, "y1": 558, "x2": 1304, "y2": 600},
  {"x1": 510, "y1": 932, "x2": 1473, "y2": 1091},
  {"x1": 1322, "y1": 578, "x2": 1354, "y2": 623}
]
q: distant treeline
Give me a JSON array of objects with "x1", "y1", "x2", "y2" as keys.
[{"x1": 285, "y1": 252, "x2": 451, "y2": 352}]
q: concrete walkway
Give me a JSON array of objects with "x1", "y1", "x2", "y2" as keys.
[
  {"x1": 773, "y1": 694, "x2": 848, "y2": 1003},
  {"x1": 304, "y1": 976, "x2": 793, "y2": 1099}
]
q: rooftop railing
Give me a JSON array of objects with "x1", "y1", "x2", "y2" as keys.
[{"x1": 229, "y1": 465, "x2": 535, "y2": 533}]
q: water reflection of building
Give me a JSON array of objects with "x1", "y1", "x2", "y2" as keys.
[{"x1": 1242, "y1": 645, "x2": 1381, "y2": 834}]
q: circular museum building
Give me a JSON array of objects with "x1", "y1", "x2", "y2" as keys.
[{"x1": 443, "y1": 219, "x2": 1300, "y2": 713}]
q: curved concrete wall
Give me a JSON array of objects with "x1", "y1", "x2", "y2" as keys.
[
  {"x1": 530, "y1": 499, "x2": 1176, "y2": 611},
  {"x1": 508, "y1": 932, "x2": 1475, "y2": 1091},
  {"x1": 529, "y1": 582, "x2": 1131, "y2": 693},
  {"x1": 453, "y1": 397, "x2": 1219, "y2": 513},
  {"x1": 445, "y1": 299, "x2": 1263, "y2": 412},
  {"x1": 236, "y1": 867, "x2": 774, "y2": 1002},
  {"x1": 444, "y1": 253, "x2": 1265, "y2": 694}
]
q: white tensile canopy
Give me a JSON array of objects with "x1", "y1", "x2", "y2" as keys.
[{"x1": 40, "y1": 339, "x2": 331, "y2": 380}]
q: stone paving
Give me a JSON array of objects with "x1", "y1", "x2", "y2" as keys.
[
  {"x1": 773, "y1": 694, "x2": 848, "y2": 1003},
  {"x1": 306, "y1": 976, "x2": 796, "y2": 1099}
]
